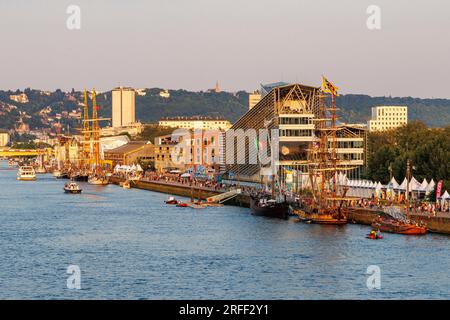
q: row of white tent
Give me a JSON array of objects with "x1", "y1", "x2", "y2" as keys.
[
  {"x1": 338, "y1": 173, "x2": 434, "y2": 193},
  {"x1": 113, "y1": 164, "x2": 143, "y2": 173},
  {"x1": 291, "y1": 171, "x2": 449, "y2": 200},
  {"x1": 338, "y1": 173, "x2": 450, "y2": 200}
]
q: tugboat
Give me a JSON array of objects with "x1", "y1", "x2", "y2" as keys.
[{"x1": 64, "y1": 182, "x2": 82, "y2": 194}]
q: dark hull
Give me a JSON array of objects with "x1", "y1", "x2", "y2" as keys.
[
  {"x1": 64, "y1": 189, "x2": 82, "y2": 194},
  {"x1": 72, "y1": 175, "x2": 89, "y2": 182},
  {"x1": 250, "y1": 197, "x2": 289, "y2": 219}
]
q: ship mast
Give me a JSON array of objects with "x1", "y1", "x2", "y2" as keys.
[
  {"x1": 91, "y1": 88, "x2": 101, "y2": 173},
  {"x1": 82, "y1": 89, "x2": 91, "y2": 170},
  {"x1": 406, "y1": 159, "x2": 410, "y2": 221}
]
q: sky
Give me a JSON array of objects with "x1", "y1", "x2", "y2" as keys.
[{"x1": 0, "y1": 0, "x2": 449, "y2": 98}]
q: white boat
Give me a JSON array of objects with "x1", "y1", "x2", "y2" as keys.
[
  {"x1": 88, "y1": 176, "x2": 108, "y2": 185},
  {"x1": 64, "y1": 182, "x2": 82, "y2": 194},
  {"x1": 17, "y1": 166, "x2": 37, "y2": 181}
]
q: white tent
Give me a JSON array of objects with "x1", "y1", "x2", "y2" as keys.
[
  {"x1": 420, "y1": 178, "x2": 428, "y2": 191},
  {"x1": 426, "y1": 179, "x2": 436, "y2": 194},
  {"x1": 389, "y1": 177, "x2": 399, "y2": 189},
  {"x1": 442, "y1": 191, "x2": 450, "y2": 200},
  {"x1": 409, "y1": 176, "x2": 422, "y2": 192},
  {"x1": 399, "y1": 178, "x2": 408, "y2": 191}
]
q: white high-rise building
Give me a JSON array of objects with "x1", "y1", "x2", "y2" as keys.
[
  {"x1": 0, "y1": 131, "x2": 10, "y2": 147},
  {"x1": 112, "y1": 87, "x2": 135, "y2": 128},
  {"x1": 248, "y1": 91, "x2": 262, "y2": 110},
  {"x1": 368, "y1": 106, "x2": 408, "y2": 132}
]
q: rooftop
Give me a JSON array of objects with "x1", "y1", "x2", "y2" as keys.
[
  {"x1": 159, "y1": 116, "x2": 228, "y2": 122},
  {"x1": 105, "y1": 141, "x2": 152, "y2": 154}
]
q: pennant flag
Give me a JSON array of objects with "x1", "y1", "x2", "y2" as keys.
[{"x1": 321, "y1": 75, "x2": 340, "y2": 96}]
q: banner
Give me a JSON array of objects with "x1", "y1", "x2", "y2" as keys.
[{"x1": 436, "y1": 180, "x2": 443, "y2": 199}]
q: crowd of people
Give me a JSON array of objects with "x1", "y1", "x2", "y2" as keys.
[{"x1": 112, "y1": 171, "x2": 450, "y2": 215}]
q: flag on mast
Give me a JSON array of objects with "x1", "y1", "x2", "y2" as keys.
[{"x1": 321, "y1": 75, "x2": 340, "y2": 96}]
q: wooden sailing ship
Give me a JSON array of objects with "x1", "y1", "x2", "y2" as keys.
[
  {"x1": 371, "y1": 160, "x2": 427, "y2": 235},
  {"x1": 86, "y1": 89, "x2": 109, "y2": 185},
  {"x1": 293, "y1": 76, "x2": 354, "y2": 225}
]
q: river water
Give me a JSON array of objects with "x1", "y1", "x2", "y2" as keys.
[{"x1": 1, "y1": 160, "x2": 450, "y2": 299}]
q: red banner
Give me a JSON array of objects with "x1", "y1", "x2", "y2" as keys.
[{"x1": 436, "y1": 180, "x2": 443, "y2": 199}]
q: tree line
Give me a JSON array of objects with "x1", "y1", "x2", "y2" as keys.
[{"x1": 366, "y1": 121, "x2": 450, "y2": 191}]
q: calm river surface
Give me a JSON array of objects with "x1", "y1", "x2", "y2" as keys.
[{"x1": 1, "y1": 160, "x2": 450, "y2": 299}]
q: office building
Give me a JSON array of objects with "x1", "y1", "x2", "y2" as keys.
[
  {"x1": 112, "y1": 87, "x2": 136, "y2": 128},
  {"x1": 368, "y1": 106, "x2": 407, "y2": 132}
]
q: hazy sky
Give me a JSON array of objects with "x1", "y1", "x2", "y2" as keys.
[{"x1": 0, "y1": 0, "x2": 449, "y2": 98}]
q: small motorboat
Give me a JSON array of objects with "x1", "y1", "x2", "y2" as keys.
[
  {"x1": 366, "y1": 230, "x2": 383, "y2": 240},
  {"x1": 165, "y1": 196, "x2": 178, "y2": 205},
  {"x1": 122, "y1": 181, "x2": 131, "y2": 189},
  {"x1": 176, "y1": 202, "x2": 188, "y2": 207},
  {"x1": 64, "y1": 182, "x2": 82, "y2": 194}
]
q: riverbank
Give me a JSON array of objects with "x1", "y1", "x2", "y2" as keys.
[
  {"x1": 109, "y1": 176, "x2": 251, "y2": 207},
  {"x1": 110, "y1": 176, "x2": 450, "y2": 235}
]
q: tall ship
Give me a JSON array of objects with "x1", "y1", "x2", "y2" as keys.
[
  {"x1": 293, "y1": 77, "x2": 354, "y2": 225},
  {"x1": 85, "y1": 89, "x2": 109, "y2": 186},
  {"x1": 17, "y1": 166, "x2": 36, "y2": 181},
  {"x1": 371, "y1": 160, "x2": 427, "y2": 235}
]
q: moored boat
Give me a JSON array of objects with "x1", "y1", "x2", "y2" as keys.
[
  {"x1": 17, "y1": 166, "x2": 36, "y2": 181},
  {"x1": 122, "y1": 181, "x2": 131, "y2": 189},
  {"x1": 371, "y1": 160, "x2": 427, "y2": 235},
  {"x1": 250, "y1": 195, "x2": 289, "y2": 219},
  {"x1": 294, "y1": 207, "x2": 347, "y2": 225},
  {"x1": 53, "y1": 170, "x2": 69, "y2": 179},
  {"x1": 372, "y1": 217, "x2": 426, "y2": 235},
  {"x1": 88, "y1": 175, "x2": 108, "y2": 185}
]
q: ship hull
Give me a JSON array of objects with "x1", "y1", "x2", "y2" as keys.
[
  {"x1": 294, "y1": 208, "x2": 347, "y2": 225},
  {"x1": 372, "y1": 221, "x2": 426, "y2": 235},
  {"x1": 17, "y1": 176, "x2": 37, "y2": 181},
  {"x1": 64, "y1": 188, "x2": 82, "y2": 194},
  {"x1": 250, "y1": 197, "x2": 289, "y2": 220}
]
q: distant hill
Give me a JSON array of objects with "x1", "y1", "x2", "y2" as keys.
[
  {"x1": 335, "y1": 94, "x2": 450, "y2": 127},
  {"x1": 1, "y1": 88, "x2": 449, "y2": 131}
]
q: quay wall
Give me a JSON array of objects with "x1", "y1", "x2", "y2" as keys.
[
  {"x1": 109, "y1": 176, "x2": 251, "y2": 207},
  {"x1": 347, "y1": 207, "x2": 450, "y2": 235},
  {"x1": 108, "y1": 177, "x2": 450, "y2": 235}
]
